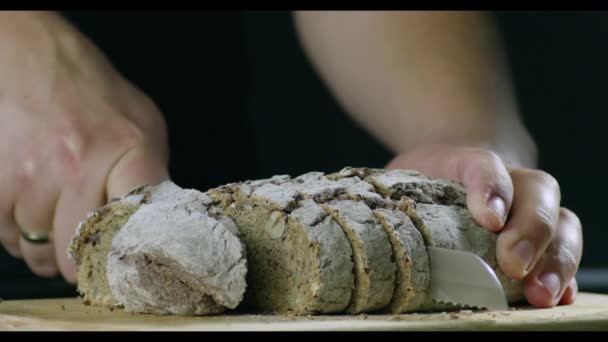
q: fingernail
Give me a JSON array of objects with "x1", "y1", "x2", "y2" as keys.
[
  {"x1": 539, "y1": 272, "x2": 561, "y2": 299},
  {"x1": 512, "y1": 239, "x2": 535, "y2": 274},
  {"x1": 487, "y1": 196, "x2": 507, "y2": 225}
]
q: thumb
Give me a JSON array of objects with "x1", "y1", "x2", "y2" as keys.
[
  {"x1": 106, "y1": 146, "x2": 170, "y2": 202},
  {"x1": 454, "y1": 149, "x2": 514, "y2": 232},
  {"x1": 388, "y1": 146, "x2": 513, "y2": 233}
]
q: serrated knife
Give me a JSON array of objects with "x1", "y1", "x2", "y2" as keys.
[{"x1": 427, "y1": 246, "x2": 509, "y2": 311}]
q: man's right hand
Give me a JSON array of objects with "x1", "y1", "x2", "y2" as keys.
[{"x1": 0, "y1": 12, "x2": 170, "y2": 283}]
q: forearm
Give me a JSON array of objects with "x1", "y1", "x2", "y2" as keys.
[
  {"x1": 0, "y1": 11, "x2": 77, "y2": 46},
  {"x1": 294, "y1": 11, "x2": 537, "y2": 168}
]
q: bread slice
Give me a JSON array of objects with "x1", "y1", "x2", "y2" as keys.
[
  {"x1": 322, "y1": 200, "x2": 396, "y2": 313},
  {"x1": 373, "y1": 208, "x2": 429, "y2": 313},
  {"x1": 208, "y1": 175, "x2": 356, "y2": 314},
  {"x1": 69, "y1": 181, "x2": 248, "y2": 315}
]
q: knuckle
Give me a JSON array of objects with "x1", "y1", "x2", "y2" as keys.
[
  {"x1": 466, "y1": 149, "x2": 513, "y2": 199},
  {"x1": 108, "y1": 116, "x2": 147, "y2": 150},
  {"x1": 41, "y1": 119, "x2": 91, "y2": 180},
  {"x1": 467, "y1": 148, "x2": 503, "y2": 164},
  {"x1": 482, "y1": 149, "x2": 503, "y2": 165},
  {"x1": 560, "y1": 207, "x2": 582, "y2": 228},
  {"x1": 551, "y1": 245, "x2": 579, "y2": 277},
  {"x1": 56, "y1": 131, "x2": 89, "y2": 172},
  {"x1": 528, "y1": 169, "x2": 560, "y2": 194},
  {"x1": 532, "y1": 207, "x2": 557, "y2": 240}
]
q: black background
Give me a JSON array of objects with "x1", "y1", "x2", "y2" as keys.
[{"x1": 1, "y1": 11, "x2": 606, "y2": 298}]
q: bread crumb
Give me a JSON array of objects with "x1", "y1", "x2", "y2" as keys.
[
  {"x1": 60, "y1": 305, "x2": 66, "y2": 310},
  {"x1": 83, "y1": 299, "x2": 91, "y2": 306}
]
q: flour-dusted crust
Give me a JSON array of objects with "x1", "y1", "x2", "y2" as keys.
[
  {"x1": 330, "y1": 167, "x2": 466, "y2": 206},
  {"x1": 68, "y1": 185, "x2": 149, "y2": 307},
  {"x1": 366, "y1": 169, "x2": 467, "y2": 206},
  {"x1": 70, "y1": 181, "x2": 247, "y2": 315},
  {"x1": 107, "y1": 201, "x2": 247, "y2": 315}
]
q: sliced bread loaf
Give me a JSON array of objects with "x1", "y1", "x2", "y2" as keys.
[{"x1": 71, "y1": 167, "x2": 524, "y2": 316}]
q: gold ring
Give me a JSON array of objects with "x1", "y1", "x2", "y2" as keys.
[{"x1": 20, "y1": 231, "x2": 51, "y2": 244}]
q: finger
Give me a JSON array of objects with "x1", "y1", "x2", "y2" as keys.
[
  {"x1": 53, "y1": 165, "x2": 106, "y2": 284},
  {"x1": 522, "y1": 208, "x2": 582, "y2": 308},
  {"x1": 0, "y1": 219, "x2": 22, "y2": 258},
  {"x1": 454, "y1": 149, "x2": 514, "y2": 232},
  {"x1": 14, "y1": 178, "x2": 61, "y2": 278},
  {"x1": 559, "y1": 278, "x2": 578, "y2": 306},
  {"x1": 387, "y1": 146, "x2": 514, "y2": 232},
  {"x1": 0, "y1": 166, "x2": 21, "y2": 257},
  {"x1": 105, "y1": 146, "x2": 169, "y2": 200},
  {"x1": 54, "y1": 146, "x2": 168, "y2": 283},
  {"x1": 496, "y1": 169, "x2": 561, "y2": 280}
]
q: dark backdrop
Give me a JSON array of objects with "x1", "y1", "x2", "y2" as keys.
[{"x1": 0, "y1": 11, "x2": 605, "y2": 299}]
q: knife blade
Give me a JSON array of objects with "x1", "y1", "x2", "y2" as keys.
[{"x1": 427, "y1": 246, "x2": 509, "y2": 311}]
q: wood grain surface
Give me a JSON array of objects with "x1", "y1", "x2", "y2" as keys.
[{"x1": 1, "y1": 292, "x2": 607, "y2": 331}]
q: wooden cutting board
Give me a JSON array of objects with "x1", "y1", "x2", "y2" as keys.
[{"x1": 1, "y1": 292, "x2": 607, "y2": 331}]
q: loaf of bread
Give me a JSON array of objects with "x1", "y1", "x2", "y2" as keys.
[{"x1": 68, "y1": 167, "x2": 524, "y2": 316}]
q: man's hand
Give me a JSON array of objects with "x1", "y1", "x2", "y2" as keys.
[
  {"x1": 388, "y1": 144, "x2": 583, "y2": 308},
  {"x1": 0, "y1": 12, "x2": 170, "y2": 283},
  {"x1": 294, "y1": 11, "x2": 582, "y2": 308}
]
